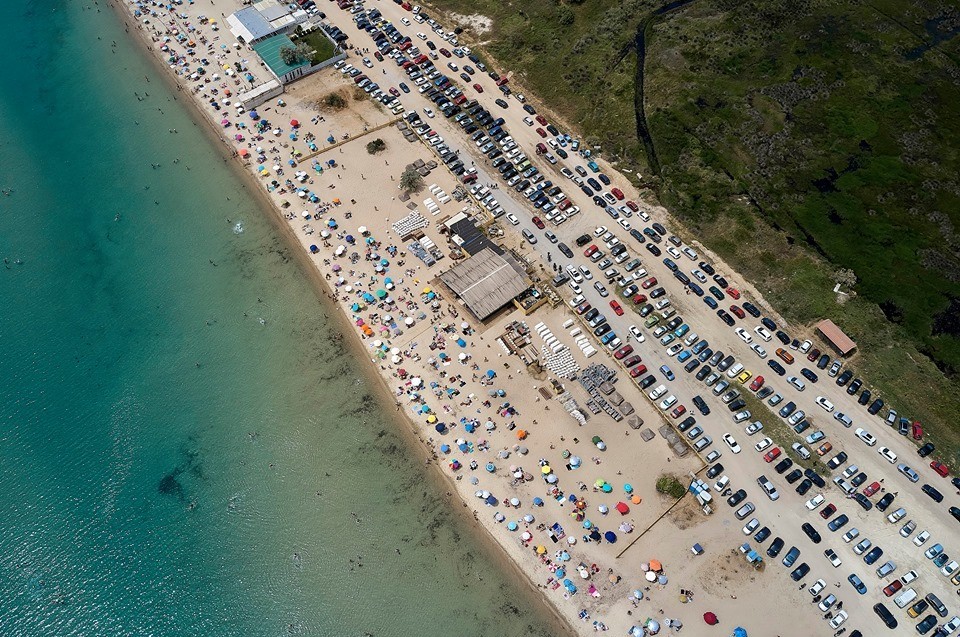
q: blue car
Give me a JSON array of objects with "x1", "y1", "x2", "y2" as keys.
[
  {"x1": 703, "y1": 296, "x2": 718, "y2": 309},
  {"x1": 600, "y1": 331, "x2": 617, "y2": 345},
  {"x1": 847, "y1": 573, "x2": 867, "y2": 595},
  {"x1": 692, "y1": 340, "x2": 709, "y2": 355},
  {"x1": 677, "y1": 350, "x2": 692, "y2": 363},
  {"x1": 659, "y1": 365, "x2": 675, "y2": 381},
  {"x1": 782, "y1": 546, "x2": 800, "y2": 567}
]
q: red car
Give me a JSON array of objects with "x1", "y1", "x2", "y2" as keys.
[
  {"x1": 641, "y1": 277, "x2": 658, "y2": 289},
  {"x1": 389, "y1": 87, "x2": 400, "y2": 96},
  {"x1": 532, "y1": 216, "x2": 545, "y2": 229},
  {"x1": 473, "y1": 83, "x2": 483, "y2": 93},
  {"x1": 863, "y1": 481, "x2": 881, "y2": 496},
  {"x1": 626, "y1": 200, "x2": 639, "y2": 212},
  {"x1": 631, "y1": 293, "x2": 647, "y2": 305},
  {"x1": 622, "y1": 355, "x2": 642, "y2": 368},
  {"x1": 439, "y1": 48, "x2": 451, "y2": 58},
  {"x1": 496, "y1": 76, "x2": 509, "y2": 86},
  {"x1": 630, "y1": 364, "x2": 648, "y2": 378},
  {"x1": 729, "y1": 305, "x2": 745, "y2": 319},
  {"x1": 374, "y1": 51, "x2": 384, "y2": 61},
  {"x1": 609, "y1": 300, "x2": 624, "y2": 316},
  {"x1": 558, "y1": 199, "x2": 572, "y2": 211},
  {"x1": 819, "y1": 504, "x2": 836, "y2": 519},
  {"x1": 749, "y1": 376, "x2": 765, "y2": 391},
  {"x1": 882, "y1": 580, "x2": 903, "y2": 597},
  {"x1": 535, "y1": 127, "x2": 547, "y2": 138},
  {"x1": 931, "y1": 461, "x2": 950, "y2": 477},
  {"x1": 726, "y1": 287, "x2": 741, "y2": 299},
  {"x1": 671, "y1": 405, "x2": 687, "y2": 419},
  {"x1": 575, "y1": 302, "x2": 592, "y2": 315},
  {"x1": 807, "y1": 348, "x2": 820, "y2": 362},
  {"x1": 535, "y1": 115, "x2": 548, "y2": 126},
  {"x1": 584, "y1": 245, "x2": 599, "y2": 258},
  {"x1": 614, "y1": 344, "x2": 634, "y2": 360},
  {"x1": 912, "y1": 421, "x2": 923, "y2": 439},
  {"x1": 611, "y1": 187, "x2": 624, "y2": 200},
  {"x1": 763, "y1": 447, "x2": 782, "y2": 463}
]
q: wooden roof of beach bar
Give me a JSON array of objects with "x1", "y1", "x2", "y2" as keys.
[
  {"x1": 816, "y1": 319, "x2": 857, "y2": 356},
  {"x1": 439, "y1": 247, "x2": 530, "y2": 321}
]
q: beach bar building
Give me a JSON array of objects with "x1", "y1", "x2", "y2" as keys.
[
  {"x1": 253, "y1": 35, "x2": 312, "y2": 84},
  {"x1": 227, "y1": 1, "x2": 308, "y2": 45},
  {"x1": 816, "y1": 319, "x2": 857, "y2": 356},
  {"x1": 439, "y1": 248, "x2": 531, "y2": 322}
]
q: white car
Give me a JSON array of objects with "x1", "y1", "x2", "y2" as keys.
[
  {"x1": 362, "y1": 57, "x2": 374, "y2": 68},
  {"x1": 648, "y1": 384, "x2": 667, "y2": 400},
  {"x1": 942, "y1": 560, "x2": 959, "y2": 577},
  {"x1": 400, "y1": 16, "x2": 411, "y2": 25},
  {"x1": 815, "y1": 396, "x2": 834, "y2": 412},
  {"x1": 713, "y1": 475, "x2": 730, "y2": 492},
  {"x1": 523, "y1": 116, "x2": 534, "y2": 126},
  {"x1": 744, "y1": 421, "x2": 763, "y2": 435},
  {"x1": 617, "y1": 219, "x2": 632, "y2": 231},
  {"x1": 854, "y1": 427, "x2": 877, "y2": 446},
  {"x1": 423, "y1": 107, "x2": 435, "y2": 118},
  {"x1": 754, "y1": 326, "x2": 772, "y2": 342},
  {"x1": 809, "y1": 579, "x2": 826, "y2": 597},
  {"x1": 666, "y1": 246, "x2": 681, "y2": 259},
  {"x1": 878, "y1": 446, "x2": 897, "y2": 463},
  {"x1": 742, "y1": 518, "x2": 760, "y2": 535},
  {"x1": 505, "y1": 213, "x2": 519, "y2": 226},
  {"x1": 416, "y1": 32, "x2": 428, "y2": 40},
  {"x1": 568, "y1": 281, "x2": 582, "y2": 295},
  {"x1": 666, "y1": 343, "x2": 683, "y2": 356},
  {"x1": 799, "y1": 339, "x2": 812, "y2": 353},
  {"x1": 828, "y1": 611, "x2": 848, "y2": 630},
  {"x1": 659, "y1": 395, "x2": 677, "y2": 410},
  {"x1": 805, "y1": 494, "x2": 825, "y2": 510},
  {"x1": 691, "y1": 269, "x2": 707, "y2": 283},
  {"x1": 735, "y1": 328, "x2": 753, "y2": 344},
  {"x1": 913, "y1": 530, "x2": 930, "y2": 546},
  {"x1": 754, "y1": 437, "x2": 773, "y2": 452},
  {"x1": 579, "y1": 265, "x2": 594, "y2": 280},
  {"x1": 628, "y1": 325, "x2": 645, "y2": 342},
  {"x1": 786, "y1": 376, "x2": 806, "y2": 391},
  {"x1": 722, "y1": 433, "x2": 741, "y2": 454},
  {"x1": 594, "y1": 225, "x2": 607, "y2": 237},
  {"x1": 751, "y1": 344, "x2": 767, "y2": 358},
  {"x1": 901, "y1": 569, "x2": 918, "y2": 585}
]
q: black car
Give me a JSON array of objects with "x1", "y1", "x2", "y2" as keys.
[
  {"x1": 916, "y1": 614, "x2": 938, "y2": 635},
  {"x1": 684, "y1": 359, "x2": 701, "y2": 373},
  {"x1": 864, "y1": 546, "x2": 884, "y2": 565},
  {"x1": 872, "y1": 603, "x2": 897, "y2": 629},
  {"x1": 652, "y1": 222, "x2": 667, "y2": 236},
  {"x1": 557, "y1": 243, "x2": 573, "y2": 259},
  {"x1": 876, "y1": 492, "x2": 896, "y2": 512},
  {"x1": 867, "y1": 398, "x2": 884, "y2": 415},
  {"x1": 790, "y1": 562, "x2": 810, "y2": 581},
  {"x1": 817, "y1": 354, "x2": 830, "y2": 369},
  {"x1": 853, "y1": 493, "x2": 873, "y2": 511},
  {"x1": 775, "y1": 330, "x2": 790, "y2": 345},
  {"x1": 594, "y1": 324, "x2": 611, "y2": 337},
  {"x1": 677, "y1": 416, "x2": 697, "y2": 433},
  {"x1": 801, "y1": 522, "x2": 822, "y2": 544},
  {"x1": 800, "y1": 368, "x2": 818, "y2": 383},
  {"x1": 858, "y1": 389, "x2": 872, "y2": 405},
  {"x1": 727, "y1": 398, "x2": 746, "y2": 412},
  {"x1": 767, "y1": 537, "x2": 784, "y2": 558},
  {"x1": 846, "y1": 378, "x2": 863, "y2": 395},
  {"x1": 712, "y1": 274, "x2": 729, "y2": 288},
  {"x1": 646, "y1": 243, "x2": 661, "y2": 256},
  {"x1": 836, "y1": 369, "x2": 853, "y2": 386},
  {"x1": 692, "y1": 395, "x2": 710, "y2": 415},
  {"x1": 699, "y1": 261, "x2": 716, "y2": 275},
  {"x1": 706, "y1": 463, "x2": 724, "y2": 479},
  {"x1": 754, "y1": 526, "x2": 772, "y2": 543},
  {"x1": 522, "y1": 104, "x2": 536, "y2": 114},
  {"x1": 574, "y1": 233, "x2": 592, "y2": 247},
  {"x1": 598, "y1": 173, "x2": 611, "y2": 185},
  {"x1": 695, "y1": 366, "x2": 712, "y2": 381},
  {"x1": 828, "y1": 514, "x2": 849, "y2": 532},
  {"x1": 761, "y1": 317, "x2": 777, "y2": 331},
  {"x1": 785, "y1": 469, "x2": 803, "y2": 484},
  {"x1": 922, "y1": 484, "x2": 944, "y2": 503},
  {"x1": 795, "y1": 479, "x2": 813, "y2": 495},
  {"x1": 827, "y1": 452, "x2": 848, "y2": 470},
  {"x1": 767, "y1": 360, "x2": 786, "y2": 376},
  {"x1": 950, "y1": 506, "x2": 960, "y2": 523},
  {"x1": 727, "y1": 489, "x2": 747, "y2": 507},
  {"x1": 805, "y1": 468, "x2": 826, "y2": 488},
  {"x1": 851, "y1": 472, "x2": 867, "y2": 487},
  {"x1": 774, "y1": 458, "x2": 793, "y2": 474},
  {"x1": 918, "y1": 442, "x2": 935, "y2": 457},
  {"x1": 717, "y1": 310, "x2": 735, "y2": 326},
  {"x1": 742, "y1": 302, "x2": 761, "y2": 318}
]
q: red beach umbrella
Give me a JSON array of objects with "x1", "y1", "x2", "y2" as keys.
[
  {"x1": 703, "y1": 612, "x2": 718, "y2": 625},
  {"x1": 290, "y1": 119, "x2": 299, "y2": 127}
]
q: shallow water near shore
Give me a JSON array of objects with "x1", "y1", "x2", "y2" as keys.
[{"x1": 0, "y1": 3, "x2": 561, "y2": 636}]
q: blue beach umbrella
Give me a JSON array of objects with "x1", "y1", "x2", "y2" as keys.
[
  {"x1": 624, "y1": 483, "x2": 633, "y2": 493},
  {"x1": 486, "y1": 370, "x2": 496, "y2": 378},
  {"x1": 456, "y1": 338, "x2": 466, "y2": 347},
  {"x1": 507, "y1": 521, "x2": 518, "y2": 531},
  {"x1": 439, "y1": 444, "x2": 450, "y2": 453},
  {"x1": 485, "y1": 462, "x2": 496, "y2": 473},
  {"x1": 309, "y1": 245, "x2": 319, "y2": 253},
  {"x1": 555, "y1": 568, "x2": 565, "y2": 578},
  {"x1": 604, "y1": 531, "x2": 617, "y2": 543},
  {"x1": 532, "y1": 497, "x2": 544, "y2": 506},
  {"x1": 434, "y1": 423, "x2": 446, "y2": 433}
]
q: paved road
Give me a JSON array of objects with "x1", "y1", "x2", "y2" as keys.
[{"x1": 325, "y1": 4, "x2": 960, "y2": 631}]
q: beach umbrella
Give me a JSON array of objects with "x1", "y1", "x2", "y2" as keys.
[
  {"x1": 545, "y1": 474, "x2": 557, "y2": 484},
  {"x1": 649, "y1": 559, "x2": 662, "y2": 572},
  {"x1": 439, "y1": 444, "x2": 450, "y2": 453},
  {"x1": 702, "y1": 612, "x2": 718, "y2": 626},
  {"x1": 624, "y1": 483, "x2": 633, "y2": 493},
  {"x1": 532, "y1": 497, "x2": 543, "y2": 507},
  {"x1": 732, "y1": 628, "x2": 746, "y2": 637},
  {"x1": 589, "y1": 529, "x2": 601, "y2": 541},
  {"x1": 494, "y1": 512, "x2": 505, "y2": 522},
  {"x1": 657, "y1": 574, "x2": 668, "y2": 585},
  {"x1": 507, "y1": 521, "x2": 518, "y2": 531},
  {"x1": 615, "y1": 502, "x2": 630, "y2": 515},
  {"x1": 521, "y1": 531, "x2": 532, "y2": 541},
  {"x1": 309, "y1": 244, "x2": 319, "y2": 254},
  {"x1": 332, "y1": 264, "x2": 341, "y2": 272},
  {"x1": 601, "y1": 484, "x2": 613, "y2": 493},
  {"x1": 485, "y1": 463, "x2": 496, "y2": 473},
  {"x1": 485, "y1": 369, "x2": 496, "y2": 378},
  {"x1": 604, "y1": 531, "x2": 617, "y2": 543},
  {"x1": 631, "y1": 495, "x2": 642, "y2": 504},
  {"x1": 523, "y1": 514, "x2": 534, "y2": 523},
  {"x1": 569, "y1": 456, "x2": 581, "y2": 468},
  {"x1": 358, "y1": 226, "x2": 368, "y2": 235},
  {"x1": 567, "y1": 536, "x2": 577, "y2": 545},
  {"x1": 290, "y1": 119, "x2": 299, "y2": 127},
  {"x1": 646, "y1": 619, "x2": 660, "y2": 635},
  {"x1": 238, "y1": 148, "x2": 249, "y2": 157},
  {"x1": 469, "y1": 476, "x2": 478, "y2": 485},
  {"x1": 645, "y1": 571, "x2": 657, "y2": 583},
  {"x1": 517, "y1": 446, "x2": 528, "y2": 455},
  {"x1": 509, "y1": 497, "x2": 520, "y2": 507},
  {"x1": 598, "y1": 504, "x2": 609, "y2": 514},
  {"x1": 375, "y1": 289, "x2": 387, "y2": 299}
]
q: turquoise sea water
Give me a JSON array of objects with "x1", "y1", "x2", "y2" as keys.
[{"x1": 0, "y1": 3, "x2": 559, "y2": 636}]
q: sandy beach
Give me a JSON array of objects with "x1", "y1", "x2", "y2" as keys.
[{"x1": 108, "y1": 2, "x2": 845, "y2": 635}]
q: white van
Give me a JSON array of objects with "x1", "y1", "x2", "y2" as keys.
[{"x1": 894, "y1": 588, "x2": 918, "y2": 609}]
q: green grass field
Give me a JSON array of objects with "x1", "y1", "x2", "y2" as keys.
[{"x1": 424, "y1": 0, "x2": 960, "y2": 464}]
